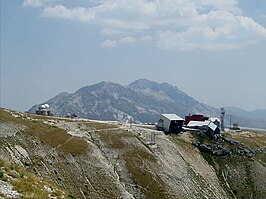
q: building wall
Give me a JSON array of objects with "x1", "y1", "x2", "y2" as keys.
[
  {"x1": 160, "y1": 115, "x2": 171, "y2": 132},
  {"x1": 36, "y1": 110, "x2": 48, "y2": 116},
  {"x1": 160, "y1": 115, "x2": 184, "y2": 133}
]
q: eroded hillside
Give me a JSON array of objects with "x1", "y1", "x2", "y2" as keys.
[{"x1": 1, "y1": 108, "x2": 265, "y2": 198}]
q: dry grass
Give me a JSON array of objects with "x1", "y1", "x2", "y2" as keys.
[
  {"x1": 124, "y1": 148, "x2": 171, "y2": 199},
  {"x1": 0, "y1": 108, "x2": 88, "y2": 156},
  {"x1": 171, "y1": 134, "x2": 196, "y2": 154},
  {"x1": 59, "y1": 137, "x2": 89, "y2": 155},
  {"x1": 224, "y1": 130, "x2": 266, "y2": 149},
  {"x1": 97, "y1": 128, "x2": 172, "y2": 199},
  {"x1": 82, "y1": 121, "x2": 118, "y2": 130},
  {"x1": 98, "y1": 129, "x2": 132, "y2": 149},
  {"x1": 0, "y1": 159, "x2": 67, "y2": 198}
]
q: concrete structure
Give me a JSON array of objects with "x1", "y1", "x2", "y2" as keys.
[
  {"x1": 231, "y1": 123, "x2": 240, "y2": 130},
  {"x1": 36, "y1": 104, "x2": 52, "y2": 116},
  {"x1": 187, "y1": 120, "x2": 220, "y2": 138},
  {"x1": 156, "y1": 114, "x2": 184, "y2": 134},
  {"x1": 209, "y1": 117, "x2": 221, "y2": 127},
  {"x1": 187, "y1": 120, "x2": 210, "y2": 128}
]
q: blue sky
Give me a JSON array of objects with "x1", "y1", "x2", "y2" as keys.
[{"x1": 1, "y1": 0, "x2": 266, "y2": 111}]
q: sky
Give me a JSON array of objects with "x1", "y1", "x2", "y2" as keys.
[{"x1": 1, "y1": 0, "x2": 266, "y2": 112}]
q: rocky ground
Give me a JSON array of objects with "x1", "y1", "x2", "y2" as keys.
[{"x1": 0, "y1": 108, "x2": 265, "y2": 198}]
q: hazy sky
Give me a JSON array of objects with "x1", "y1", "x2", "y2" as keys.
[{"x1": 1, "y1": 0, "x2": 266, "y2": 111}]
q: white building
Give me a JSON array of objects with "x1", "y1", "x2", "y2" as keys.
[
  {"x1": 187, "y1": 120, "x2": 220, "y2": 138},
  {"x1": 36, "y1": 104, "x2": 52, "y2": 116},
  {"x1": 156, "y1": 114, "x2": 184, "y2": 134}
]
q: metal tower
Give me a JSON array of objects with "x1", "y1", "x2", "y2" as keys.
[{"x1": 220, "y1": 107, "x2": 225, "y2": 131}]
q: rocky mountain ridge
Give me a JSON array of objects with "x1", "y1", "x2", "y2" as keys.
[
  {"x1": 29, "y1": 79, "x2": 218, "y2": 122},
  {"x1": 28, "y1": 79, "x2": 266, "y2": 129},
  {"x1": 225, "y1": 106, "x2": 266, "y2": 121}
]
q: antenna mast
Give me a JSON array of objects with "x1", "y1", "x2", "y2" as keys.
[{"x1": 220, "y1": 107, "x2": 225, "y2": 131}]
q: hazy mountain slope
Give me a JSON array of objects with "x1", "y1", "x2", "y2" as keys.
[
  {"x1": 129, "y1": 79, "x2": 199, "y2": 107},
  {"x1": 29, "y1": 79, "x2": 218, "y2": 123},
  {"x1": 28, "y1": 79, "x2": 266, "y2": 129},
  {"x1": 226, "y1": 106, "x2": 266, "y2": 121},
  {"x1": 129, "y1": 79, "x2": 219, "y2": 117},
  {"x1": 225, "y1": 114, "x2": 266, "y2": 129}
]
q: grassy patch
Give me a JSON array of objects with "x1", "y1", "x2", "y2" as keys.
[
  {"x1": 0, "y1": 170, "x2": 7, "y2": 181},
  {"x1": 97, "y1": 128, "x2": 172, "y2": 199},
  {"x1": 83, "y1": 121, "x2": 118, "y2": 130},
  {"x1": 59, "y1": 137, "x2": 89, "y2": 156},
  {"x1": 98, "y1": 129, "x2": 133, "y2": 149},
  {"x1": 124, "y1": 148, "x2": 170, "y2": 199},
  {"x1": 201, "y1": 152, "x2": 216, "y2": 168},
  {"x1": 190, "y1": 131, "x2": 216, "y2": 144},
  {"x1": 199, "y1": 152, "x2": 261, "y2": 199},
  {"x1": 170, "y1": 135, "x2": 195, "y2": 153},
  {"x1": 0, "y1": 109, "x2": 88, "y2": 156},
  {"x1": 224, "y1": 131, "x2": 266, "y2": 149},
  {"x1": 254, "y1": 153, "x2": 266, "y2": 167},
  {"x1": 0, "y1": 159, "x2": 67, "y2": 198}
]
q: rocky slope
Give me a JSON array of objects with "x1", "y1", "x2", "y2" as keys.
[
  {"x1": 0, "y1": 108, "x2": 227, "y2": 198},
  {"x1": 1, "y1": 108, "x2": 266, "y2": 198},
  {"x1": 28, "y1": 79, "x2": 218, "y2": 123}
]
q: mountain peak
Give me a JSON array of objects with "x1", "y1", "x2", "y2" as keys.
[
  {"x1": 129, "y1": 78, "x2": 161, "y2": 90},
  {"x1": 76, "y1": 81, "x2": 123, "y2": 93},
  {"x1": 29, "y1": 79, "x2": 214, "y2": 121},
  {"x1": 28, "y1": 79, "x2": 266, "y2": 129}
]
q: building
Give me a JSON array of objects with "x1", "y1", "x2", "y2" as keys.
[
  {"x1": 36, "y1": 104, "x2": 52, "y2": 116},
  {"x1": 187, "y1": 120, "x2": 210, "y2": 129},
  {"x1": 231, "y1": 123, "x2": 240, "y2": 130},
  {"x1": 156, "y1": 114, "x2": 184, "y2": 134},
  {"x1": 209, "y1": 117, "x2": 221, "y2": 127},
  {"x1": 187, "y1": 120, "x2": 220, "y2": 138},
  {"x1": 184, "y1": 114, "x2": 209, "y2": 125}
]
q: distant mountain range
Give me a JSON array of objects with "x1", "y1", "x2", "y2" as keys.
[
  {"x1": 225, "y1": 106, "x2": 266, "y2": 121},
  {"x1": 29, "y1": 79, "x2": 266, "y2": 129}
]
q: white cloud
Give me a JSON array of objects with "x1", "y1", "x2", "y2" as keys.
[
  {"x1": 156, "y1": 12, "x2": 266, "y2": 51},
  {"x1": 25, "y1": 0, "x2": 266, "y2": 51},
  {"x1": 101, "y1": 36, "x2": 137, "y2": 48},
  {"x1": 238, "y1": 16, "x2": 266, "y2": 37},
  {"x1": 23, "y1": 0, "x2": 45, "y2": 7},
  {"x1": 119, "y1": 36, "x2": 137, "y2": 44},
  {"x1": 101, "y1": 39, "x2": 118, "y2": 48},
  {"x1": 195, "y1": 0, "x2": 242, "y2": 15},
  {"x1": 42, "y1": 5, "x2": 95, "y2": 22},
  {"x1": 140, "y1": 35, "x2": 154, "y2": 42},
  {"x1": 23, "y1": 0, "x2": 56, "y2": 8},
  {"x1": 100, "y1": 28, "x2": 130, "y2": 36}
]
